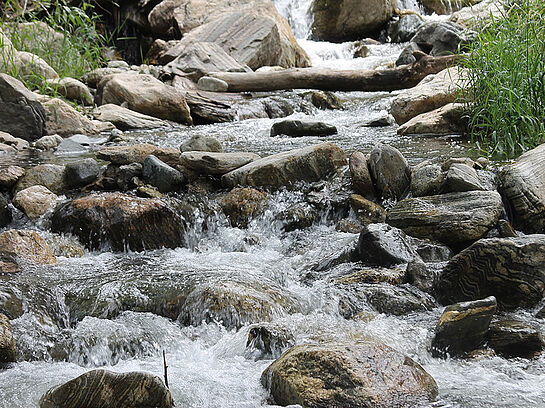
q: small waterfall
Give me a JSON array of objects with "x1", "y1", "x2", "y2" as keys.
[
  {"x1": 272, "y1": 0, "x2": 314, "y2": 39},
  {"x1": 397, "y1": 0, "x2": 424, "y2": 13}
]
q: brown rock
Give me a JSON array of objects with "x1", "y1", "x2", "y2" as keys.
[
  {"x1": 0, "y1": 229, "x2": 57, "y2": 273},
  {"x1": 0, "y1": 313, "x2": 16, "y2": 363},
  {"x1": 220, "y1": 187, "x2": 268, "y2": 228}
]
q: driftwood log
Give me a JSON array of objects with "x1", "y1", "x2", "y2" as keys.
[{"x1": 208, "y1": 52, "x2": 464, "y2": 93}]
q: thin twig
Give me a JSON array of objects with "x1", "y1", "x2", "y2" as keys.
[{"x1": 163, "y1": 350, "x2": 169, "y2": 389}]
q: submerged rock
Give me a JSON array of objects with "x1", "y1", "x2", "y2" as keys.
[
  {"x1": 180, "y1": 134, "x2": 223, "y2": 153},
  {"x1": 51, "y1": 193, "x2": 185, "y2": 251},
  {"x1": 270, "y1": 120, "x2": 337, "y2": 137},
  {"x1": 387, "y1": 190, "x2": 503, "y2": 247},
  {"x1": 487, "y1": 319, "x2": 545, "y2": 359},
  {"x1": 222, "y1": 142, "x2": 346, "y2": 188},
  {"x1": 262, "y1": 342, "x2": 438, "y2": 408},
  {"x1": 39, "y1": 369, "x2": 174, "y2": 408},
  {"x1": 0, "y1": 313, "x2": 16, "y2": 364},
  {"x1": 436, "y1": 235, "x2": 545, "y2": 310},
  {"x1": 246, "y1": 323, "x2": 295, "y2": 360},
  {"x1": 431, "y1": 296, "x2": 496, "y2": 358}
]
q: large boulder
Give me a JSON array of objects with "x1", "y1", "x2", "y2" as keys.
[
  {"x1": 499, "y1": 143, "x2": 545, "y2": 233},
  {"x1": 487, "y1": 319, "x2": 545, "y2": 359},
  {"x1": 391, "y1": 67, "x2": 462, "y2": 125},
  {"x1": 40, "y1": 98, "x2": 107, "y2": 137},
  {"x1": 16, "y1": 51, "x2": 58, "y2": 81},
  {"x1": 222, "y1": 142, "x2": 346, "y2": 188},
  {"x1": 98, "y1": 73, "x2": 192, "y2": 125},
  {"x1": 51, "y1": 193, "x2": 185, "y2": 251},
  {"x1": 13, "y1": 185, "x2": 58, "y2": 219},
  {"x1": 262, "y1": 342, "x2": 438, "y2": 408},
  {"x1": 0, "y1": 229, "x2": 57, "y2": 273},
  {"x1": 0, "y1": 73, "x2": 47, "y2": 141},
  {"x1": 310, "y1": 0, "x2": 397, "y2": 42},
  {"x1": 93, "y1": 104, "x2": 168, "y2": 130},
  {"x1": 436, "y1": 235, "x2": 545, "y2": 310},
  {"x1": 14, "y1": 164, "x2": 66, "y2": 194},
  {"x1": 39, "y1": 369, "x2": 174, "y2": 408},
  {"x1": 0, "y1": 314, "x2": 16, "y2": 364},
  {"x1": 387, "y1": 191, "x2": 503, "y2": 247},
  {"x1": 431, "y1": 296, "x2": 496, "y2": 358},
  {"x1": 397, "y1": 103, "x2": 468, "y2": 136},
  {"x1": 180, "y1": 151, "x2": 260, "y2": 175},
  {"x1": 368, "y1": 143, "x2": 411, "y2": 201},
  {"x1": 357, "y1": 223, "x2": 419, "y2": 267}
]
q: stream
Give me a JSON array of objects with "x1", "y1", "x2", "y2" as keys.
[{"x1": 1, "y1": 1, "x2": 545, "y2": 407}]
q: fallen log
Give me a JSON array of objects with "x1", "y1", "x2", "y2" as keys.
[{"x1": 208, "y1": 52, "x2": 464, "y2": 93}]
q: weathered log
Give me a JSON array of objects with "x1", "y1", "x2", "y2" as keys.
[{"x1": 209, "y1": 52, "x2": 464, "y2": 92}]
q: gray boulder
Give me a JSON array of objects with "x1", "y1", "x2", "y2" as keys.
[
  {"x1": 197, "y1": 76, "x2": 229, "y2": 92},
  {"x1": 436, "y1": 235, "x2": 545, "y2": 310},
  {"x1": 431, "y1": 296, "x2": 496, "y2": 358},
  {"x1": 349, "y1": 152, "x2": 375, "y2": 198},
  {"x1": 64, "y1": 158, "x2": 102, "y2": 189},
  {"x1": 14, "y1": 164, "x2": 66, "y2": 194},
  {"x1": 0, "y1": 73, "x2": 47, "y2": 141},
  {"x1": 357, "y1": 223, "x2": 419, "y2": 267},
  {"x1": 387, "y1": 190, "x2": 503, "y2": 247},
  {"x1": 222, "y1": 142, "x2": 346, "y2": 188},
  {"x1": 180, "y1": 151, "x2": 260, "y2": 175},
  {"x1": 180, "y1": 134, "x2": 223, "y2": 153},
  {"x1": 270, "y1": 120, "x2": 337, "y2": 137},
  {"x1": 445, "y1": 163, "x2": 484, "y2": 192},
  {"x1": 388, "y1": 14, "x2": 424, "y2": 43},
  {"x1": 142, "y1": 155, "x2": 185, "y2": 193},
  {"x1": 368, "y1": 143, "x2": 411, "y2": 200}
]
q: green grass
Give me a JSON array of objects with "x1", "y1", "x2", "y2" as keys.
[
  {"x1": 462, "y1": 0, "x2": 545, "y2": 159},
  {"x1": 0, "y1": 0, "x2": 110, "y2": 93}
]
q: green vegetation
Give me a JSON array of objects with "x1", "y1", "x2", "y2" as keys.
[
  {"x1": 0, "y1": 0, "x2": 109, "y2": 92},
  {"x1": 462, "y1": 0, "x2": 545, "y2": 158}
]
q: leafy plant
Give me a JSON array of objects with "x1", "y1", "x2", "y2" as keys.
[{"x1": 462, "y1": 0, "x2": 545, "y2": 159}]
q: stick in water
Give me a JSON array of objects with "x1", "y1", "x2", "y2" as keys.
[{"x1": 163, "y1": 350, "x2": 169, "y2": 389}]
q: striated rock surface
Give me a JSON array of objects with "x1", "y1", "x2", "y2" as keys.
[
  {"x1": 51, "y1": 193, "x2": 185, "y2": 251},
  {"x1": 180, "y1": 151, "x2": 260, "y2": 175},
  {"x1": 262, "y1": 342, "x2": 438, "y2": 408},
  {"x1": 93, "y1": 104, "x2": 168, "y2": 130},
  {"x1": 487, "y1": 319, "x2": 545, "y2": 359},
  {"x1": 222, "y1": 142, "x2": 346, "y2": 188},
  {"x1": 499, "y1": 143, "x2": 545, "y2": 233},
  {"x1": 39, "y1": 369, "x2": 174, "y2": 408},
  {"x1": 387, "y1": 191, "x2": 502, "y2": 247},
  {"x1": 431, "y1": 296, "x2": 496, "y2": 358},
  {"x1": 436, "y1": 235, "x2": 545, "y2": 310}
]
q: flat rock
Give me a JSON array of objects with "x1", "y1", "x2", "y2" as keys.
[
  {"x1": 445, "y1": 163, "x2": 484, "y2": 192},
  {"x1": 397, "y1": 103, "x2": 468, "y2": 135},
  {"x1": 51, "y1": 193, "x2": 185, "y2": 251},
  {"x1": 261, "y1": 341, "x2": 438, "y2": 408},
  {"x1": 93, "y1": 104, "x2": 168, "y2": 130},
  {"x1": 270, "y1": 120, "x2": 337, "y2": 137},
  {"x1": 39, "y1": 369, "x2": 173, "y2": 408},
  {"x1": 387, "y1": 190, "x2": 503, "y2": 247},
  {"x1": 13, "y1": 185, "x2": 57, "y2": 219},
  {"x1": 368, "y1": 143, "x2": 411, "y2": 200},
  {"x1": 436, "y1": 235, "x2": 545, "y2": 310},
  {"x1": 431, "y1": 296, "x2": 496, "y2": 358},
  {"x1": 222, "y1": 142, "x2": 346, "y2": 188},
  {"x1": 180, "y1": 151, "x2": 260, "y2": 175},
  {"x1": 499, "y1": 143, "x2": 545, "y2": 233},
  {"x1": 97, "y1": 143, "x2": 159, "y2": 165}
]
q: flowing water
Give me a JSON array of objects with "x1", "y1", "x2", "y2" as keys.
[{"x1": 1, "y1": 2, "x2": 545, "y2": 407}]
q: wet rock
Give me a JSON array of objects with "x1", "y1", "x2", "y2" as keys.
[
  {"x1": 0, "y1": 229, "x2": 57, "y2": 273},
  {"x1": 410, "y1": 162, "x2": 445, "y2": 197},
  {"x1": 309, "y1": 90, "x2": 342, "y2": 110},
  {"x1": 336, "y1": 266, "x2": 406, "y2": 286},
  {"x1": 46, "y1": 77, "x2": 93, "y2": 105},
  {"x1": 387, "y1": 191, "x2": 503, "y2": 247},
  {"x1": 396, "y1": 21, "x2": 476, "y2": 66},
  {"x1": 441, "y1": 157, "x2": 475, "y2": 171},
  {"x1": 0, "y1": 73, "x2": 47, "y2": 141},
  {"x1": 97, "y1": 143, "x2": 158, "y2": 165},
  {"x1": 499, "y1": 143, "x2": 545, "y2": 233},
  {"x1": 51, "y1": 193, "x2": 185, "y2": 251},
  {"x1": 34, "y1": 134, "x2": 63, "y2": 151},
  {"x1": 141, "y1": 155, "x2": 185, "y2": 193},
  {"x1": 445, "y1": 163, "x2": 484, "y2": 192},
  {"x1": 262, "y1": 341, "x2": 438, "y2": 407},
  {"x1": 487, "y1": 319, "x2": 544, "y2": 359},
  {"x1": 0, "y1": 314, "x2": 16, "y2": 364},
  {"x1": 39, "y1": 369, "x2": 174, "y2": 408},
  {"x1": 349, "y1": 152, "x2": 375, "y2": 199},
  {"x1": 164, "y1": 42, "x2": 251, "y2": 82},
  {"x1": 178, "y1": 279, "x2": 301, "y2": 330},
  {"x1": 180, "y1": 134, "x2": 223, "y2": 153},
  {"x1": 246, "y1": 323, "x2": 295, "y2": 360},
  {"x1": 350, "y1": 194, "x2": 386, "y2": 225},
  {"x1": 388, "y1": 14, "x2": 424, "y2": 43},
  {"x1": 0, "y1": 195, "x2": 11, "y2": 228},
  {"x1": 220, "y1": 187, "x2": 268, "y2": 228},
  {"x1": 41, "y1": 97, "x2": 107, "y2": 137},
  {"x1": 357, "y1": 223, "x2": 419, "y2": 267},
  {"x1": 93, "y1": 104, "x2": 168, "y2": 130},
  {"x1": 497, "y1": 219, "x2": 517, "y2": 238},
  {"x1": 397, "y1": 103, "x2": 468, "y2": 136},
  {"x1": 421, "y1": 0, "x2": 480, "y2": 15},
  {"x1": 277, "y1": 203, "x2": 318, "y2": 232},
  {"x1": 431, "y1": 296, "x2": 496, "y2": 358},
  {"x1": 98, "y1": 73, "x2": 192, "y2": 125},
  {"x1": 270, "y1": 120, "x2": 337, "y2": 137},
  {"x1": 336, "y1": 218, "x2": 364, "y2": 234},
  {"x1": 436, "y1": 235, "x2": 545, "y2": 310},
  {"x1": 180, "y1": 151, "x2": 260, "y2": 175},
  {"x1": 222, "y1": 142, "x2": 346, "y2": 188},
  {"x1": 14, "y1": 164, "x2": 66, "y2": 194},
  {"x1": 64, "y1": 158, "x2": 101, "y2": 189},
  {"x1": 391, "y1": 67, "x2": 462, "y2": 125},
  {"x1": 368, "y1": 143, "x2": 411, "y2": 201},
  {"x1": 354, "y1": 283, "x2": 436, "y2": 316},
  {"x1": 116, "y1": 163, "x2": 143, "y2": 191},
  {"x1": 413, "y1": 239, "x2": 453, "y2": 262},
  {"x1": 13, "y1": 185, "x2": 57, "y2": 219},
  {"x1": 406, "y1": 260, "x2": 436, "y2": 294},
  {"x1": 310, "y1": 0, "x2": 396, "y2": 41}
]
